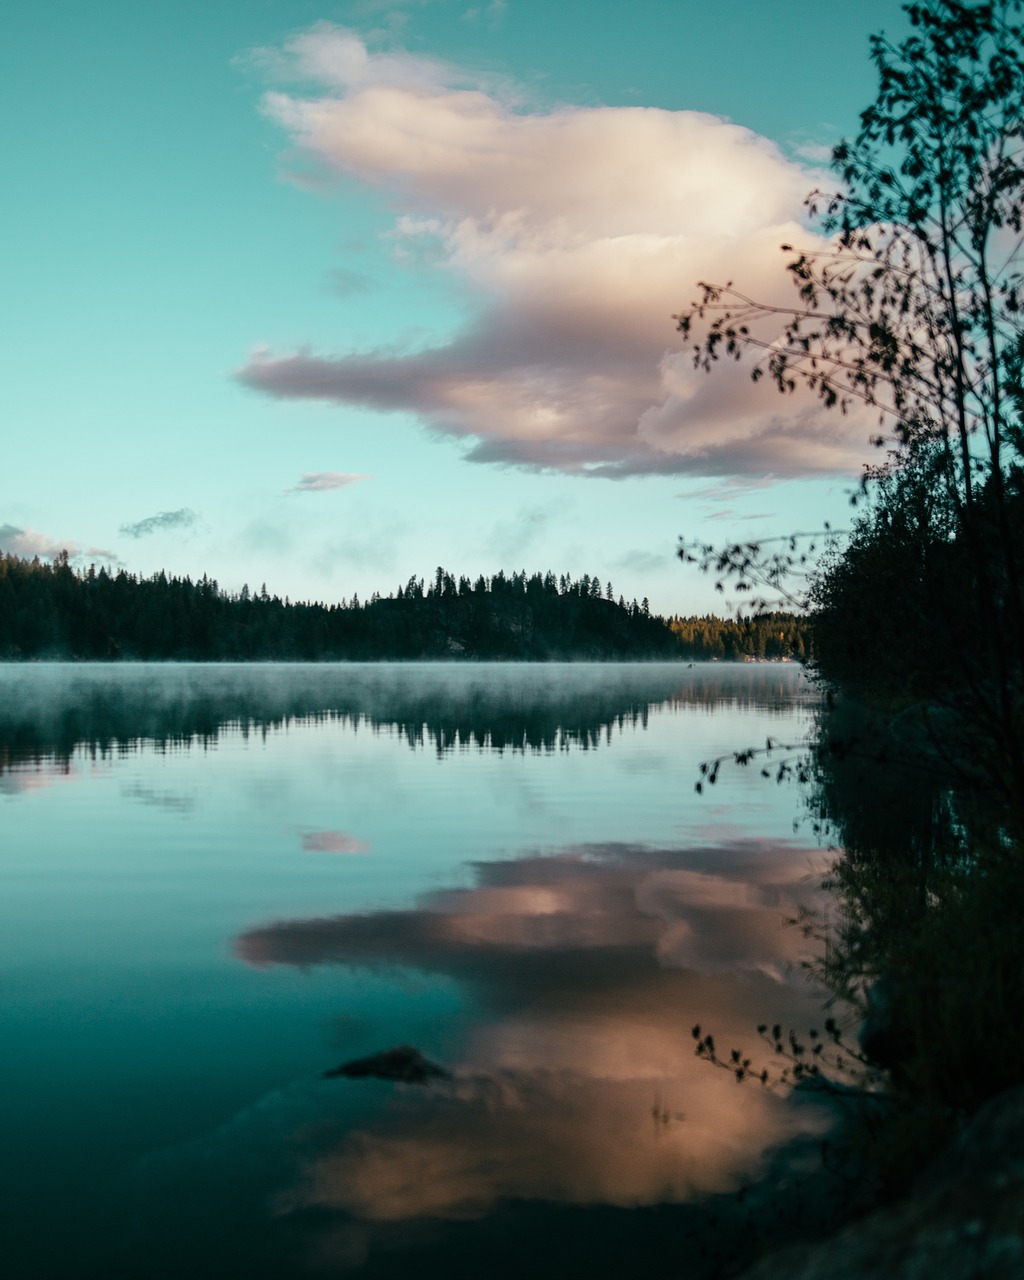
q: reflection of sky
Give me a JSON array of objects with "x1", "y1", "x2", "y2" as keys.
[
  {"x1": 239, "y1": 838, "x2": 831, "y2": 1237},
  {"x1": 0, "y1": 663, "x2": 828, "y2": 1276}
]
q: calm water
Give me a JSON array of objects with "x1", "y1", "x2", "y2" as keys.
[{"x1": 1, "y1": 663, "x2": 834, "y2": 1278}]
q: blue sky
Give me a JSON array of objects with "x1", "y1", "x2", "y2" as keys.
[{"x1": 4, "y1": 0, "x2": 911, "y2": 615}]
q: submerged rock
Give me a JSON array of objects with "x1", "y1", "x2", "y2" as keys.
[
  {"x1": 323, "y1": 1045, "x2": 451, "y2": 1085},
  {"x1": 738, "y1": 1085, "x2": 1024, "y2": 1279}
]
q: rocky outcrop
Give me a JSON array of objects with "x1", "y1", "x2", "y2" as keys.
[{"x1": 738, "y1": 1086, "x2": 1024, "y2": 1280}]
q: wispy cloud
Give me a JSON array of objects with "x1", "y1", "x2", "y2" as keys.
[
  {"x1": 706, "y1": 509, "x2": 774, "y2": 523},
  {"x1": 237, "y1": 27, "x2": 875, "y2": 482},
  {"x1": 678, "y1": 478, "x2": 777, "y2": 503},
  {"x1": 119, "y1": 508, "x2": 199, "y2": 539},
  {"x1": 288, "y1": 471, "x2": 370, "y2": 493},
  {"x1": 0, "y1": 524, "x2": 121, "y2": 567}
]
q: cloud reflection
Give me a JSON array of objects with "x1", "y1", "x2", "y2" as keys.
[
  {"x1": 237, "y1": 839, "x2": 832, "y2": 1230},
  {"x1": 300, "y1": 830, "x2": 372, "y2": 854}
]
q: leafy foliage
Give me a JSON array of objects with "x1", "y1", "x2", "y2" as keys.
[
  {"x1": 691, "y1": 1018, "x2": 878, "y2": 1095},
  {"x1": 676, "y1": 0, "x2": 1024, "y2": 819},
  {"x1": 677, "y1": 1, "x2": 1024, "y2": 501},
  {"x1": 677, "y1": 530, "x2": 835, "y2": 615}
]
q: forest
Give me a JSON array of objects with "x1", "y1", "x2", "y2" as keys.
[{"x1": 0, "y1": 552, "x2": 811, "y2": 662}]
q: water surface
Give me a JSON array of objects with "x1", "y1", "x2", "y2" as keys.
[{"x1": 1, "y1": 663, "x2": 832, "y2": 1277}]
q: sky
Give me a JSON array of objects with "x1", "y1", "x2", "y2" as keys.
[{"x1": 3, "y1": 0, "x2": 913, "y2": 616}]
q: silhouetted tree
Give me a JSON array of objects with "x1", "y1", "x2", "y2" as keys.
[{"x1": 677, "y1": 0, "x2": 1024, "y2": 815}]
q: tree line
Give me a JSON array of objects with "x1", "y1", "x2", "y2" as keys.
[{"x1": 0, "y1": 552, "x2": 811, "y2": 662}]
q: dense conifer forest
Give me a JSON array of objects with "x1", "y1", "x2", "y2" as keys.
[{"x1": 0, "y1": 552, "x2": 810, "y2": 662}]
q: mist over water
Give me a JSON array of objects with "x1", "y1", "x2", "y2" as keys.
[
  {"x1": 0, "y1": 663, "x2": 830, "y2": 1278},
  {"x1": 0, "y1": 661, "x2": 806, "y2": 762}
]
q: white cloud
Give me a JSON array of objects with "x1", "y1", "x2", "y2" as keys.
[
  {"x1": 246, "y1": 22, "x2": 466, "y2": 95},
  {"x1": 238, "y1": 27, "x2": 876, "y2": 480},
  {"x1": 0, "y1": 523, "x2": 77, "y2": 560},
  {"x1": 0, "y1": 524, "x2": 120, "y2": 567},
  {"x1": 288, "y1": 471, "x2": 370, "y2": 492}
]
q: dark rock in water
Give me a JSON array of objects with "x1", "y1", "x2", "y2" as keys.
[
  {"x1": 737, "y1": 1085, "x2": 1024, "y2": 1279},
  {"x1": 323, "y1": 1045, "x2": 451, "y2": 1085}
]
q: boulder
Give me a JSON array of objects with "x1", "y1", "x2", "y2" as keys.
[{"x1": 738, "y1": 1086, "x2": 1024, "y2": 1280}]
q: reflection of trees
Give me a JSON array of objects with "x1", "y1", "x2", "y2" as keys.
[
  {"x1": 0, "y1": 663, "x2": 810, "y2": 769},
  {"x1": 807, "y1": 694, "x2": 1024, "y2": 1142}
]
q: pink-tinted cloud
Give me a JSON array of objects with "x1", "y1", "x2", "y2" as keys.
[
  {"x1": 237, "y1": 28, "x2": 876, "y2": 480},
  {"x1": 0, "y1": 523, "x2": 78, "y2": 560},
  {"x1": 0, "y1": 523, "x2": 117, "y2": 567},
  {"x1": 287, "y1": 471, "x2": 370, "y2": 492}
]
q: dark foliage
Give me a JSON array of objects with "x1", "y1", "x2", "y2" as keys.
[
  {"x1": 677, "y1": 0, "x2": 1024, "y2": 1217},
  {"x1": 0, "y1": 554, "x2": 810, "y2": 663}
]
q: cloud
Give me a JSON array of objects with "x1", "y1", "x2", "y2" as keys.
[
  {"x1": 792, "y1": 140, "x2": 835, "y2": 164},
  {"x1": 679, "y1": 478, "x2": 777, "y2": 503},
  {"x1": 0, "y1": 524, "x2": 122, "y2": 569},
  {"x1": 300, "y1": 829, "x2": 372, "y2": 854},
  {"x1": 83, "y1": 546, "x2": 121, "y2": 564},
  {"x1": 705, "y1": 508, "x2": 774, "y2": 522},
  {"x1": 0, "y1": 523, "x2": 75, "y2": 560},
  {"x1": 287, "y1": 471, "x2": 370, "y2": 492},
  {"x1": 119, "y1": 508, "x2": 199, "y2": 539},
  {"x1": 237, "y1": 28, "x2": 877, "y2": 481},
  {"x1": 245, "y1": 21, "x2": 465, "y2": 95}
]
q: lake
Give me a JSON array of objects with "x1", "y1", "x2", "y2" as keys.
[{"x1": 1, "y1": 663, "x2": 836, "y2": 1278}]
